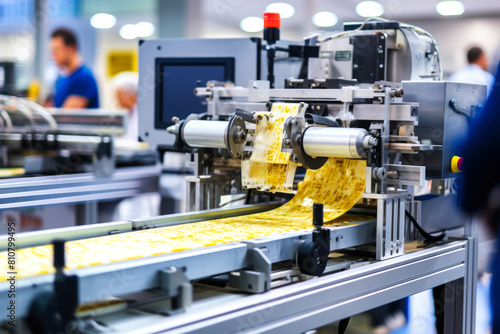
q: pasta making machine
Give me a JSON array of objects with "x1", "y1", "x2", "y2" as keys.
[{"x1": 0, "y1": 17, "x2": 486, "y2": 334}]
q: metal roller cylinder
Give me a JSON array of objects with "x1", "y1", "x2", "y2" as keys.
[
  {"x1": 182, "y1": 120, "x2": 228, "y2": 149},
  {"x1": 302, "y1": 127, "x2": 374, "y2": 159}
]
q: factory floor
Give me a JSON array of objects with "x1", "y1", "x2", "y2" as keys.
[{"x1": 311, "y1": 276, "x2": 492, "y2": 334}]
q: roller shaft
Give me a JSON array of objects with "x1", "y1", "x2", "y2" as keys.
[{"x1": 302, "y1": 127, "x2": 372, "y2": 159}]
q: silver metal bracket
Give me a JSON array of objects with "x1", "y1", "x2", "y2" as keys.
[
  {"x1": 364, "y1": 191, "x2": 407, "y2": 260},
  {"x1": 157, "y1": 266, "x2": 193, "y2": 315},
  {"x1": 228, "y1": 247, "x2": 272, "y2": 293}
]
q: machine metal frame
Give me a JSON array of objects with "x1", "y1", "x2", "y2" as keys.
[{"x1": 0, "y1": 204, "x2": 477, "y2": 333}]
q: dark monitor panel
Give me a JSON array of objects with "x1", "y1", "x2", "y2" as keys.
[
  {"x1": 155, "y1": 57, "x2": 234, "y2": 129},
  {"x1": 0, "y1": 62, "x2": 15, "y2": 95},
  {"x1": 139, "y1": 38, "x2": 261, "y2": 148}
]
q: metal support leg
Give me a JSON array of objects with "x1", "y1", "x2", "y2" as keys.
[
  {"x1": 75, "y1": 201, "x2": 98, "y2": 225},
  {"x1": 463, "y1": 236, "x2": 477, "y2": 333},
  {"x1": 440, "y1": 237, "x2": 476, "y2": 334}
]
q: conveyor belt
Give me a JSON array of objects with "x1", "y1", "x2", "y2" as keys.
[{"x1": 0, "y1": 158, "x2": 366, "y2": 280}]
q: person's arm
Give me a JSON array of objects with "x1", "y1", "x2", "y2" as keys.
[
  {"x1": 61, "y1": 95, "x2": 89, "y2": 108},
  {"x1": 43, "y1": 95, "x2": 54, "y2": 108}
]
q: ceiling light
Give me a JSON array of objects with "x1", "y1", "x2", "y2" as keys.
[
  {"x1": 119, "y1": 24, "x2": 137, "y2": 40},
  {"x1": 240, "y1": 17, "x2": 264, "y2": 33},
  {"x1": 312, "y1": 11, "x2": 338, "y2": 28},
  {"x1": 90, "y1": 13, "x2": 116, "y2": 29},
  {"x1": 265, "y1": 3, "x2": 295, "y2": 19},
  {"x1": 355, "y1": 1, "x2": 384, "y2": 17},
  {"x1": 136, "y1": 22, "x2": 156, "y2": 37},
  {"x1": 436, "y1": 1, "x2": 465, "y2": 16}
]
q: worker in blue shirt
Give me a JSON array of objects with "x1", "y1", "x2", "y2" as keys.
[
  {"x1": 461, "y1": 61, "x2": 500, "y2": 333},
  {"x1": 48, "y1": 28, "x2": 99, "y2": 108}
]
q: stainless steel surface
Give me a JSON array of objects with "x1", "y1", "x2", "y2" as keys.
[
  {"x1": 47, "y1": 108, "x2": 126, "y2": 135},
  {"x1": 131, "y1": 202, "x2": 281, "y2": 229},
  {"x1": 309, "y1": 25, "x2": 441, "y2": 83},
  {"x1": 351, "y1": 103, "x2": 418, "y2": 122},
  {"x1": 97, "y1": 240, "x2": 469, "y2": 334},
  {"x1": 0, "y1": 203, "x2": 281, "y2": 251},
  {"x1": 182, "y1": 120, "x2": 228, "y2": 149},
  {"x1": 389, "y1": 142, "x2": 439, "y2": 152},
  {"x1": 402, "y1": 81, "x2": 486, "y2": 178},
  {"x1": 387, "y1": 164, "x2": 425, "y2": 187},
  {"x1": 1, "y1": 219, "x2": 376, "y2": 319},
  {"x1": 0, "y1": 165, "x2": 160, "y2": 210},
  {"x1": 249, "y1": 85, "x2": 382, "y2": 102},
  {"x1": 226, "y1": 115, "x2": 247, "y2": 158},
  {"x1": 0, "y1": 221, "x2": 132, "y2": 251},
  {"x1": 302, "y1": 127, "x2": 369, "y2": 159},
  {"x1": 0, "y1": 132, "x2": 112, "y2": 154},
  {"x1": 7, "y1": 242, "x2": 249, "y2": 319},
  {"x1": 381, "y1": 87, "x2": 391, "y2": 193},
  {"x1": 376, "y1": 193, "x2": 406, "y2": 260}
]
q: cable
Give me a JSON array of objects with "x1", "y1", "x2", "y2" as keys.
[
  {"x1": 23, "y1": 99, "x2": 58, "y2": 130},
  {"x1": 0, "y1": 107, "x2": 12, "y2": 130},
  {"x1": 338, "y1": 317, "x2": 350, "y2": 334},
  {"x1": 319, "y1": 17, "x2": 389, "y2": 43},
  {"x1": 0, "y1": 95, "x2": 35, "y2": 129},
  {"x1": 405, "y1": 210, "x2": 445, "y2": 242},
  {"x1": 0, "y1": 95, "x2": 58, "y2": 131},
  {"x1": 399, "y1": 23, "x2": 443, "y2": 79},
  {"x1": 317, "y1": 18, "x2": 443, "y2": 80}
]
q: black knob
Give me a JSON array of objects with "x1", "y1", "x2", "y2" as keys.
[
  {"x1": 313, "y1": 203, "x2": 323, "y2": 229},
  {"x1": 53, "y1": 239, "x2": 65, "y2": 269}
]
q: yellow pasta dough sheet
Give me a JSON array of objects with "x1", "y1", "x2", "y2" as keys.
[
  {"x1": 0, "y1": 158, "x2": 366, "y2": 280},
  {"x1": 241, "y1": 102, "x2": 300, "y2": 193}
]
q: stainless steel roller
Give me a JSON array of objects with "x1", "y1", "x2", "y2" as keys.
[
  {"x1": 182, "y1": 120, "x2": 228, "y2": 149},
  {"x1": 302, "y1": 127, "x2": 376, "y2": 159}
]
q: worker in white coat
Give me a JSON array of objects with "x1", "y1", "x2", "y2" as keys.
[
  {"x1": 450, "y1": 46, "x2": 495, "y2": 95},
  {"x1": 111, "y1": 71, "x2": 139, "y2": 141}
]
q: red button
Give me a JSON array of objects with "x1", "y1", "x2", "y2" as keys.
[
  {"x1": 451, "y1": 156, "x2": 463, "y2": 173},
  {"x1": 263, "y1": 12, "x2": 280, "y2": 28}
]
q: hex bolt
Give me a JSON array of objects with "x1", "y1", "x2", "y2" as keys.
[{"x1": 387, "y1": 171, "x2": 399, "y2": 179}]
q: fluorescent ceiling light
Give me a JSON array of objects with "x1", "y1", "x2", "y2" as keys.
[
  {"x1": 240, "y1": 16, "x2": 264, "y2": 33},
  {"x1": 355, "y1": 1, "x2": 384, "y2": 17},
  {"x1": 436, "y1": 0, "x2": 465, "y2": 16},
  {"x1": 312, "y1": 11, "x2": 338, "y2": 27},
  {"x1": 119, "y1": 24, "x2": 137, "y2": 40},
  {"x1": 136, "y1": 22, "x2": 156, "y2": 37},
  {"x1": 265, "y1": 3, "x2": 295, "y2": 19},
  {"x1": 90, "y1": 13, "x2": 116, "y2": 29}
]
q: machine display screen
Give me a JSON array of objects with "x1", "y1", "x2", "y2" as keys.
[{"x1": 155, "y1": 57, "x2": 235, "y2": 129}]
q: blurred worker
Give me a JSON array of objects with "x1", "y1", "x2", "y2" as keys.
[
  {"x1": 461, "y1": 61, "x2": 500, "y2": 333},
  {"x1": 48, "y1": 28, "x2": 99, "y2": 108},
  {"x1": 450, "y1": 46, "x2": 495, "y2": 95},
  {"x1": 111, "y1": 72, "x2": 138, "y2": 140}
]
